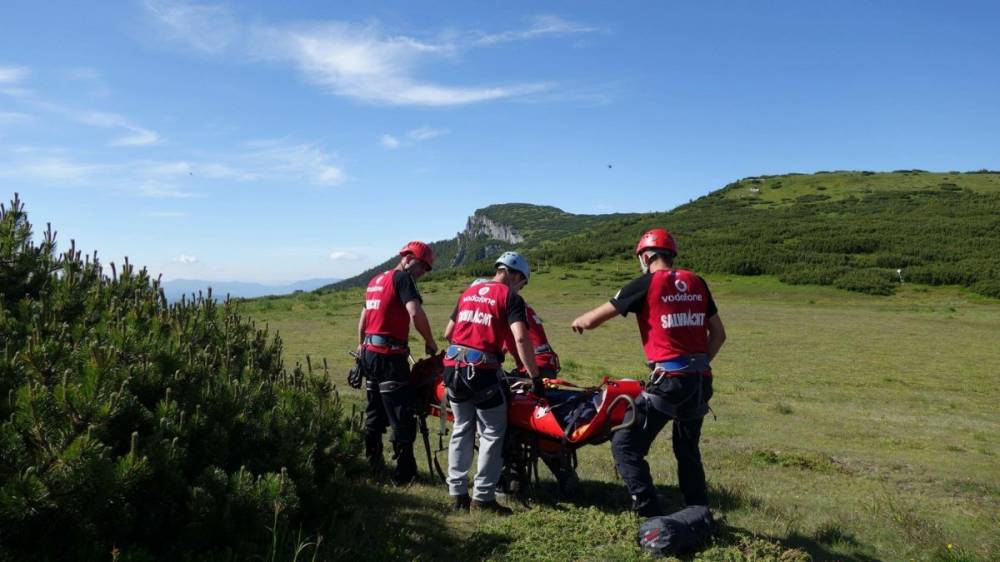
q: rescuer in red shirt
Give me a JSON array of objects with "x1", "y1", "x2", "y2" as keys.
[
  {"x1": 571, "y1": 229, "x2": 727, "y2": 517},
  {"x1": 356, "y1": 241, "x2": 439, "y2": 485},
  {"x1": 446, "y1": 283, "x2": 579, "y2": 494},
  {"x1": 443, "y1": 252, "x2": 542, "y2": 515},
  {"x1": 504, "y1": 303, "x2": 561, "y2": 378}
]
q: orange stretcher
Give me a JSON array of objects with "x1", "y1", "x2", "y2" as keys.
[{"x1": 410, "y1": 353, "x2": 643, "y2": 492}]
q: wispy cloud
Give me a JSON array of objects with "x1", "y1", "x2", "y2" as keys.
[
  {"x1": 0, "y1": 157, "x2": 111, "y2": 186},
  {"x1": 0, "y1": 65, "x2": 29, "y2": 84},
  {"x1": 328, "y1": 250, "x2": 362, "y2": 261},
  {"x1": 473, "y1": 15, "x2": 599, "y2": 45},
  {"x1": 0, "y1": 111, "x2": 32, "y2": 124},
  {"x1": 0, "y1": 137, "x2": 344, "y2": 195},
  {"x1": 113, "y1": 127, "x2": 161, "y2": 146},
  {"x1": 380, "y1": 134, "x2": 401, "y2": 149},
  {"x1": 173, "y1": 254, "x2": 199, "y2": 264},
  {"x1": 1, "y1": 77, "x2": 161, "y2": 146},
  {"x1": 407, "y1": 126, "x2": 446, "y2": 141},
  {"x1": 244, "y1": 139, "x2": 345, "y2": 185},
  {"x1": 143, "y1": 0, "x2": 240, "y2": 54},
  {"x1": 261, "y1": 23, "x2": 547, "y2": 106},
  {"x1": 140, "y1": 3, "x2": 604, "y2": 106},
  {"x1": 379, "y1": 126, "x2": 448, "y2": 149}
]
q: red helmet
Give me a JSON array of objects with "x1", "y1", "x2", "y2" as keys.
[
  {"x1": 399, "y1": 241, "x2": 434, "y2": 270},
  {"x1": 635, "y1": 228, "x2": 677, "y2": 256}
]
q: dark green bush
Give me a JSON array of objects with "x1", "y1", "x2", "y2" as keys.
[
  {"x1": 833, "y1": 268, "x2": 897, "y2": 295},
  {"x1": 0, "y1": 195, "x2": 359, "y2": 560},
  {"x1": 972, "y1": 280, "x2": 1000, "y2": 299}
]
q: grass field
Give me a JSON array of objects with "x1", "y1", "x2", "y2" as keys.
[{"x1": 240, "y1": 263, "x2": 1000, "y2": 561}]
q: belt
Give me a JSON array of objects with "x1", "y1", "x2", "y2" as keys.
[
  {"x1": 647, "y1": 354, "x2": 710, "y2": 375},
  {"x1": 445, "y1": 344, "x2": 502, "y2": 368},
  {"x1": 364, "y1": 334, "x2": 409, "y2": 350},
  {"x1": 534, "y1": 343, "x2": 554, "y2": 354}
]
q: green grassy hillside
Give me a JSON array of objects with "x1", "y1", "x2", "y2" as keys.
[
  {"x1": 325, "y1": 203, "x2": 638, "y2": 290},
  {"x1": 527, "y1": 171, "x2": 1000, "y2": 298},
  {"x1": 242, "y1": 264, "x2": 1000, "y2": 561},
  {"x1": 325, "y1": 171, "x2": 1000, "y2": 299}
]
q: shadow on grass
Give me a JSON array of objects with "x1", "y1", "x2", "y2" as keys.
[
  {"x1": 323, "y1": 479, "x2": 513, "y2": 561},
  {"x1": 712, "y1": 522, "x2": 881, "y2": 562},
  {"x1": 533, "y1": 478, "x2": 634, "y2": 513}
]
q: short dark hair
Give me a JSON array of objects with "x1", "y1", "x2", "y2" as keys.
[{"x1": 646, "y1": 250, "x2": 675, "y2": 267}]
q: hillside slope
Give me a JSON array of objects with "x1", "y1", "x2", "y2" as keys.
[
  {"x1": 323, "y1": 203, "x2": 637, "y2": 289},
  {"x1": 529, "y1": 170, "x2": 1000, "y2": 297},
  {"x1": 323, "y1": 171, "x2": 1000, "y2": 298}
]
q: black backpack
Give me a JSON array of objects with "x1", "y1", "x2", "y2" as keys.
[{"x1": 638, "y1": 506, "x2": 715, "y2": 557}]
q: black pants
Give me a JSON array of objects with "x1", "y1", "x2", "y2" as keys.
[
  {"x1": 363, "y1": 349, "x2": 417, "y2": 482},
  {"x1": 611, "y1": 375, "x2": 712, "y2": 517}
]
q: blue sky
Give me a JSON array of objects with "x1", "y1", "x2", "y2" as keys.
[{"x1": 2, "y1": 1, "x2": 997, "y2": 283}]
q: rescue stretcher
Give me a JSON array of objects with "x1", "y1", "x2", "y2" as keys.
[{"x1": 410, "y1": 353, "x2": 643, "y2": 497}]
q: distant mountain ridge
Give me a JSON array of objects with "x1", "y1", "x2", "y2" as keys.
[
  {"x1": 163, "y1": 278, "x2": 339, "y2": 302},
  {"x1": 323, "y1": 203, "x2": 638, "y2": 289},
  {"x1": 321, "y1": 170, "x2": 1000, "y2": 299}
]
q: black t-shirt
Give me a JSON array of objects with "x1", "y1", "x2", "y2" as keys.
[
  {"x1": 393, "y1": 270, "x2": 422, "y2": 306},
  {"x1": 610, "y1": 273, "x2": 718, "y2": 318},
  {"x1": 450, "y1": 286, "x2": 528, "y2": 326}
]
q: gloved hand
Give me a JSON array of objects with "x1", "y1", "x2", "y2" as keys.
[
  {"x1": 347, "y1": 364, "x2": 363, "y2": 389},
  {"x1": 531, "y1": 377, "x2": 546, "y2": 397}
]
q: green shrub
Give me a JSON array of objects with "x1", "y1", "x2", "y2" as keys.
[
  {"x1": 834, "y1": 268, "x2": 897, "y2": 295},
  {"x1": 972, "y1": 280, "x2": 1000, "y2": 299},
  {"x1": 0, "y1": 195, "x2": 359, "y2": 560}
]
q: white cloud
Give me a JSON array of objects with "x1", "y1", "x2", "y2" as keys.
[
  {"x1": 173, "y1": 254, "x2": 199, "y2": 264},
  {"x1": 380, "y1": 134, "x2": 400, "y2": 149},
  {"x1": 0, "y1": 66, "x2": 29, "y2": 84},
  {"x1": 245, "y1": 139, "x2": 345, "y2": 186},
  {"x1": 264, "y1": 22, "x2": 549, "y2": 106},
  {"x1": 474, "y1": 15, "x2": 599, "y2": 45},
  {"x1": 143, "y1": 0, "x2": 240, "y2": 54},
  {"x1": 380, "y1": 127, "x2": 448, "y2": 149},
  {"x1": 113, "y1": 126, "x2": 161, "y2": 146},
  {"x1": 143, "y1": 3, "x2": 563, "y2": 106},
  {"x1": 4, "y1": 92, "x2": 162, "y2": 148},
  {"x1": 0, "y1": 157, "x2": 110, "y2": 185},
  {"x1": 328, "y1": 250, "x2": 362, "y2": 261},
  {"x1": 407, "y1": 127, "x2": 446, "y2": 141},
  {"x1": 144, "y1": 160, "x2": 255, "y2": 180}
]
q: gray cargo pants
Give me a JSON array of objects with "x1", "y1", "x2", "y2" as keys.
[{"x1": 447, "y1": 392, "x2": 508, "y2": 501}]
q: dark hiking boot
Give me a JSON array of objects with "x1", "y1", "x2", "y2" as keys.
[
  {"x1": 390, "y1": 442, "x2": 417, "y2": 485},
  {"x1": 632, "y1": 495, "x2": 663, "y2": 518},
  {"x1": 471, "y1": 499, "x2": 513, "y2": 516},
  {"x1": 452, "y1": 494, "x2": 471, "y2": 512}
]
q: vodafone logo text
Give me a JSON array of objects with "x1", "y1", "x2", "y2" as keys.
[{"x1": 660, "y1": 293, "x2": 703, "y2": 303}]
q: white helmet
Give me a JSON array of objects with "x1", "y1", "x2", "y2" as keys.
[{"x1": 495, "y1": 251, "x2": 530, "y2": 281}]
